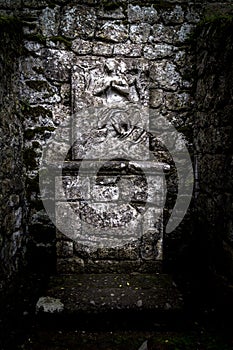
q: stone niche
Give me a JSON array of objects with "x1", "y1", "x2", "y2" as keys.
[{"x1": 55, "y1": 57, "x2": 169, "y2": 273}]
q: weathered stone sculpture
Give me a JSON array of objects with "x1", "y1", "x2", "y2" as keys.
[{"x1": 52, "y1": 50, "x2": 171, "y2": 273}]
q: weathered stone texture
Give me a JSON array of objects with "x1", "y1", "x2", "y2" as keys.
[
  {"x1": 1, "y1": 0, "x2": 232, "y2": 276},
  {"x1": 0, "y1": 18, "x2": 26, "y2": 285},
  {"x1": 60, "y1": 5, "x2": 96, "y2": 39},
  {"x1": 194, "y1": 18, "x2": 233, "y2": 279},
  {"x1": 13, "y1": 0, "x2": 197, "y2": 273}
]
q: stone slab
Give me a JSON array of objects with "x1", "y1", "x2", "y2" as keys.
[{"x1": 37, "y1": 273, "x2": 184, "y2": 317}]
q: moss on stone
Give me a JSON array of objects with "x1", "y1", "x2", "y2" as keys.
[
  {"x1": 24, "y1": 33, "x2": 47, "y2": 44},
  {"x1": 152, "y1": 1, "x2": 174, "y2": 9},
  {"x1": 50, "y1": 36, "x2": 72, "y2": 49},
  {"x1": 0, "y1": 15, "x2": 22, "y2": 33},
  {"x1": 199, "y1": 13, "x2": 233, "y2": 27},
  {"x1": 20, "y1": 100, "x2": 31, "y2": 113},
  {"x1": 26, "y1": 80, "x2": 51, "y2": 92},
  {"x1": 24, "y1": 105, "x2": 52, "y2": 119},
  {"x1": 102, "y1": 0, "x2": 120, "y2": 11}
]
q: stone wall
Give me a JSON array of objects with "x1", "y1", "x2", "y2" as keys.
[
  {"x1": 0, "y1": 0, "x2": 233, "y2": 275},
  {"x1": 194, "y1": 17, "x2": 233, "y2": 279},
  {"x1": 17, "y1": 0, "x2": 198, "y2": 273},
  {"x1": 0, "y1": 16, "x2": 26, "y2": 286}
]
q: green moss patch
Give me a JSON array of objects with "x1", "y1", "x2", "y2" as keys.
[
  {"x1": 24, "y1": 33, "x2": 47, "y2": 44},
  {"x1": 50, "y1": 36, "x2": 72, "y2": 49},
  {"x1": 25, "y1": 80, "x2": 51, "y2": 92},
  {"x1": 0, "y1": 15, "x2": 22, "y2": 33},
  {"x1": 102, "y1": 0, "x2": 121, "y2": 11}
]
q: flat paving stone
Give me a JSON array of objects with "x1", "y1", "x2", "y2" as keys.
[{"x1": 36, "y1": 273, "x2": 184, "y2": 321}]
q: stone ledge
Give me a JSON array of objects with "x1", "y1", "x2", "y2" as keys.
[{"x1": 36, "y1": 273, "x2": 184, "y2": 321}]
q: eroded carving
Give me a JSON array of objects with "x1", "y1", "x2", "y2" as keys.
[{"x1": 72, "y1": 58, "x2": 150, "y2": 108}]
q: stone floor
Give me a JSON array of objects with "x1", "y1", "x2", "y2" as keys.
[
  {"x1": 20, "y1": 328, "x2": 233, "y2": 350},
  {"x1": 36, "y1": 273, "x2": 183, "y2": 320},
  {"x1": 1, "y1": 272, "x2": 233, "y2": 349}
]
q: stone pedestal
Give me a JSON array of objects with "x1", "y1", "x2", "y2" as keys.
[{"x1": 53, "y1": 57, "x2": 170, "y2": 273}]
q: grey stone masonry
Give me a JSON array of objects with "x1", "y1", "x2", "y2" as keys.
[
  {"x1": 0, "y1": 0, "x2": 232, "y2": 274},
  {"x1": 55, "y1": 160, "x2": 168, "y2": 273}
]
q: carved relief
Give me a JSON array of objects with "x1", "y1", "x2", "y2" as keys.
[
  {"x1": 54, "y1": 56, "x2": 166, "y2": 271},
  {"x1": 72, "y1": 58, "x2": 150, "y2": 108}
]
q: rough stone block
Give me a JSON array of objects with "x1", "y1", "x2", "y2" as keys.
[
  {"x1": 22, "y1": 0, "x2": 47, "y2": 7},
  {"x1": 55, "y1": 202, "x2": 81, "y2": 241},
  {"x1": 96, "y1": 21, "x2": 128, "y2": 42},
  {"x1": 113, "y1": 42, "x2": 142, "y2": 57},
  {"x1": 150, "y1": 89, "x2": 164, "y2": 108},
  {"x1": 57, "y1": 257, "x2": 84, "y2": 274},
  {"x1": 91, "y1": 184, "x2": 119, "y2": 202},
  {"x1": 72, "y1": 39, "x2": 93, "y2": 55},
  {"x1": 36, "y1": 297, "x2": 64, "y2": 314},
  {"x1": 128, "y1": 4, "x2": 158, "y2": 24},
  {"x1": 43, "y1": 49, "x2": 75, "y2": 82},
  {"x1": 161, "y1": 5, "x2": 184, "y2": 25},
  {"x1": 93, "y1": 42, "x2": 113, "y2": 56},
  {"x1": 55, "y1": 176, "x2": 90, "y2": 201},
  {"x1": 174, "y1": 23, "x2": 194, "y2": 44},
  {"x1": 60, "y1": 84, "x2": 71, "y2": 105},
  {"x1": 23, "y1": 41, "x2": 43, "y2": 55},
  {"x1": 53, "y1": 127, "x2": 70, "y2": 142},
  {"x1": 165, "y1": 92, "x2": 191, "y2": 111},
  {"x1": 129, "y1": 23, "x2": 151, "y2": 43},
  {"x1": 151, "y1": 23, "x2": 174, "y2": 44},
  {"x1": 143, "y1": 44, "x2": 174, "y2": 60},
  {"x1": 74, "y1": 242, "x2": 98, "y2": 259},
  {"x1": 43, "y1": 140, "x2": 70, "y2": 163},
  {"x1": 142, "y1": 207, "x2": 163, "y2": 234},
  {"x1": 20, "y1": 79, "x2": 61, "y2": 105},
  {"x1": 60, "y1": 5, "x2": 96, "y2": 39},
  {"x1": 150, "y1": 61, "x2": 181, "y2": 91},
  {"x1": 118, "y1": 242, "x2": 139, "y2": 260},
  {"x1": 52, "y1": 104, "x2": 71, "y2": 127},
  {"x1": 98, "y1": 7, "x2": 125, "y2": 20},
  {"x1": 39, "y1": 6, "x2": 60, "y2": 37},
  {"x1": 56, "y1": 240, "x2": 73, "y2": 257}
]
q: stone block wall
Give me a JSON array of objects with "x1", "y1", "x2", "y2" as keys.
[
  {"x1": 15, "y1": 0, "x2": 198, "y2": 273},
  {"x1": 0, "y1": 16, "x2": 26, "y2": 287},
  {"x1": 0, "y1": 0, "x2": 232, "y2": 275},
  {"x1": 194, "y1": 17, "x2": 233, "y2": 279}
]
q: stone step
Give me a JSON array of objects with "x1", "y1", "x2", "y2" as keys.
[{"x1": 36, "y1": 273, "x2": 184, "y2": 330}]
